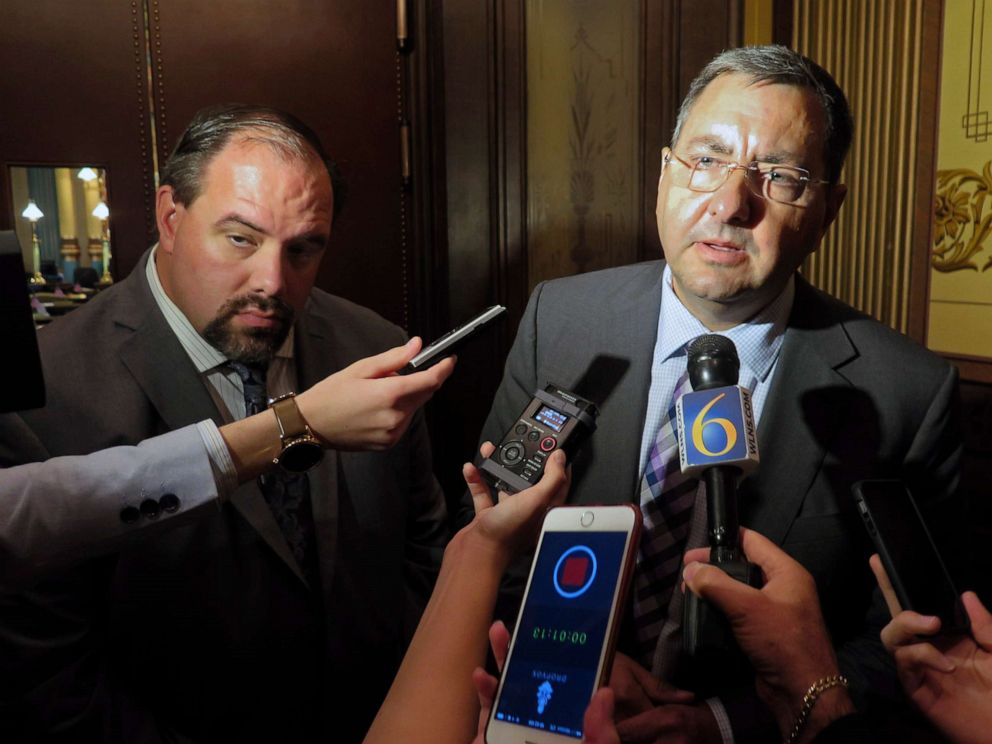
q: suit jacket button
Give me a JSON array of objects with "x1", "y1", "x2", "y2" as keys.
[
  {"x1": 120, "y1": 505, "x2": 140, "y2": 524},
  {"x1": 140, "y1": 498, "x2": 161, "y2": 520},
  {"x1": 160, "y1": 493, "x2": 180, "y2": 513}
]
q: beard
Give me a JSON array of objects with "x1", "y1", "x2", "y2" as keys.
[{"x1": 202, "y1": 293, "x2": 295, "y2": 366}]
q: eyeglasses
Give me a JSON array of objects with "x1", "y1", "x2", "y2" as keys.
[{"x1": 664, "y1": 150, "x2": 829, "y2": 205}]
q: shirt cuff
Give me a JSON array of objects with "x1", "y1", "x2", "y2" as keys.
[
  {"x1": 196, "y1": 419, "x2": 239, "y2": 501},
  {"x1": 705, "y1": 697, "x2": 735, "y2": 744}
]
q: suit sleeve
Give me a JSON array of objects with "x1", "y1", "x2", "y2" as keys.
[{"x1": 0, "y1": 422, "x2": 222, "y2": 589}]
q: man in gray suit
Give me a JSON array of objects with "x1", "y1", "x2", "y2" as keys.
[
  {"x1": 0, "y1": 105, "x2": 452, "y2": 743},
  {"x1": 477, "y1": 46, "x2": 961, "y2": 742}
]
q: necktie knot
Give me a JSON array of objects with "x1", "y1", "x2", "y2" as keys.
[{"x1": 227, "y1": 361, "x2": 268, "y2": 416}]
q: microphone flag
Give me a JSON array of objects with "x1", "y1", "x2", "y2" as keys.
[{"x1": 676, "y1": 385, "x2": 759, "y2": 477}]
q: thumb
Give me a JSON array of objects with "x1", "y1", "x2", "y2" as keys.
[
  {"x1": 348, "y1": 338, "x2": 422, "y2": 379},
  {"x1": 682, "y1": 561, "x2": 756, "y2": 620}
]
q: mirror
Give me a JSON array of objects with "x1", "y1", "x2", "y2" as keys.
[{"x1": 10, "y1": 165, "x2": 113, "y2": 290}]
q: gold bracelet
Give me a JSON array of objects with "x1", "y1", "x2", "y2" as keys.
[{"x1": 784, "y1": 674, "x2": 849, "y2": 744}]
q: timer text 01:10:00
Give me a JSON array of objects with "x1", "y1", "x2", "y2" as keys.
[{"x1": 532, "y1": 627, "x2": 588, "y2": 645}]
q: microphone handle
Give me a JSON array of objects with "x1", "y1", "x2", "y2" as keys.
[{"x1": 702, "y1": 465, "x2": 742, "y2": 563}]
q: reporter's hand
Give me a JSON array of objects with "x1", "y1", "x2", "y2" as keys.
[
  {"x1": 460, "y1": 442, "x2": 570, "y2": 560},
  {"x1": 682, "y1": 529, "x2": 853, "y2": 742},
  {"x1": 296, "y1": 337, "x2": 454, "y2": 451},
  {"x1": 608, "y1": 652, "x2": 694, "y2": 721},
  {"x1": 873, "y1": 557, "x2": 992, "y2": 744}
]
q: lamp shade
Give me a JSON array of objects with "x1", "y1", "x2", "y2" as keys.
[
  {"x1": 92, "y1": 201, "x2": 110, "y2": 220},
  {"x1": 77, "y1": 167, "x2": 98, "y2": 182},
  {"x1": 21, "y1": 200, "x2": 43, "y2": 221}
]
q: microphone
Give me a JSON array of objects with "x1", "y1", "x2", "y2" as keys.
[
  {"x1": 676, "y1": 334, "x2": 759, "y2": 561},
  {"x1": 677, "y1": 334, "x2": 762, "y2": 672}
]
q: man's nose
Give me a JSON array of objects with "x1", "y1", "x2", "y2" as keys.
[
  {"x1": 707, "y1": 166, "x2": 753, "y2": 223},
  {"x1": 248, "y1": 244, "x2": 286, "y2": 297}
]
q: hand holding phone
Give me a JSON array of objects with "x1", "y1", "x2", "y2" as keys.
[{"x1": 485, "y1": 505, "x2": 640, "y2": 743}]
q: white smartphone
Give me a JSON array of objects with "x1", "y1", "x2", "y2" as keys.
[{"x1": 486, "y1": 505, "x2": 641, "y2": 743}]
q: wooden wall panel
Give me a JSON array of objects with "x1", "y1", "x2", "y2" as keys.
[
  {"x1": 0, "y1": 1, "x2": 155, "y2": 276},
  {"x1": 794, "y1": 0, "x2": 942, "y2": 341}
]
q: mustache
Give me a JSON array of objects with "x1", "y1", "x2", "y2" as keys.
[{"x1": 221, "y1": 293, "x2": 294, "y2": 322}]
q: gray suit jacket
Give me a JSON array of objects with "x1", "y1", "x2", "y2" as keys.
[
  {"x1": 0, "y1": 252, "x2": 448, "y2": 743},
  {"x1": 475, "y1": 261, "x2": 961, "y2": 735},
  {"x1": 0, "y1": 422, "x2": 219, "y2": 589}
]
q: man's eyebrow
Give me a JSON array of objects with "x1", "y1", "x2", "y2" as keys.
[
  {"x1": 215, "y1": 214, "x2": 268, "y2": 234},
  {"x1": 754, "y1": 150, "x2": 804, "y2": 166},
  {"x1": 683, "y1": 136, "x2": 733, "y2": 155}
]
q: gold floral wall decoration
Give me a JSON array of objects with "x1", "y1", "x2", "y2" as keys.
[{"x1": 932, "y1": 162, "x2": 992, "y2": 272}]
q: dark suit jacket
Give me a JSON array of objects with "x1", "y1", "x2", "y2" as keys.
[
  {"x1": 474, "y1": 261, "x2": 961, "y2": 738},
  {"x1": 0, "y1": 252, "x2": 448, "y2": 743}
]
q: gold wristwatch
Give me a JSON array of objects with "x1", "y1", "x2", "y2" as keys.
[{"x1": 268, "y1": 392, "x2": 323, "y2": 473}]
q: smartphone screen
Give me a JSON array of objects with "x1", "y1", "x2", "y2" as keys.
[
  {"x1": 854, "y1": 480, "x2": 968, "y2": 632},
  {"x1": 491, "y1": 529, "x2": 629, "y2": 739}
]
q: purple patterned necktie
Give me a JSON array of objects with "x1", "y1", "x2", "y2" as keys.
[
  {"x1": 228, "y1": 361, "x2": 319, "y2": 589},
  {"x1": 632, "y1": 368, "x2": 698, "y2": 660}
]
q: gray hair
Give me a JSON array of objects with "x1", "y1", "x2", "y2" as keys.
[
  {"x1": 672, "y1": 45, "x2": 853, "y2": 184},
  {"x1": 160, "y1": 103, "x2": 346, "y2": 218}
]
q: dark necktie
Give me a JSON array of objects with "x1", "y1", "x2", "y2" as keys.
[{"x1": 227, "y1": 360, "x2": 319, "y2": 589}]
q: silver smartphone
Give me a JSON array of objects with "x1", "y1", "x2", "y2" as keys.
[
  {"x1": 486, "y1": 505, "x2": 640, "y2": 743},
  {"x1": 399, "y1": 305, "x2": 506, "y2": 374}
]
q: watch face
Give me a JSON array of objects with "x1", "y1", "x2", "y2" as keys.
[{"x1": 279, "y1": 439, "x2": 323, "y2": 473}]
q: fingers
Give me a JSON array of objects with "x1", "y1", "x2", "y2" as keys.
[
  {"x1": 892, "y1": 641, "x2": 956, "y2": 675},
  {"x1": 350, "y1": 337, "x2": 422, "y2": 378},
  {"x1": 880, "y1": 610, "x2": 942, "y2": 652},
  {"x1": 869, "y1": 554, "x2": 902, "y2": 618},
  {"x1": 489, "y1": 620, "x2": 511, "y2": 671},
  {"x1": 684, "y1": 547, "x2": 708, "y2": 566},
  {"x1": 962, "y1": 591, "x2": 992, "y2": 648},
  {"x1": 472, "y1": 666, "x2": 498, "y2": 743},
  {"x1": 738, "y1": 527, "x2": 803, "y2": 581},
  {"x1": 463, "y1": 460, "x2": 494, "y2": 515},
  {"x1": 582, "y1": 688, "x2": 621, "y2": 744},
  {"x1": 682, "y1": 560, "x2": 756, "y2": 619}
]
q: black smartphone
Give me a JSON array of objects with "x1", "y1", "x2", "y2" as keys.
[
  {"x1": 486, "y1": 506, "x2": 640, "y2": 744},
  {"x1": 852, "y1": 479, "x2": 969, "y2": 634},
  {"x1": 399, "y1": 305, "x2": 506, "y2": 374}
]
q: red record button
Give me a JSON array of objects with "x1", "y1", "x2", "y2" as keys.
[{"x1": 540, "y1": 436, "x2": 557, "y2": 452}]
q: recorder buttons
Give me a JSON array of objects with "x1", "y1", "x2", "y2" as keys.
[
  {"x1": 499, "y1": 441, "x2": 525, "y2": 465},
  {"x1": 527, "y1": 430, "x2": 540, "y2": 441},
  {"x1": 540, "y1": 436, "x2": 557, "y2": 452},
  {"x1": 515, "y1": 424, "x2": 528, "y2": 435},
  {"x1": 580, "y1": 511, "x2": 595, "y2": 527}
]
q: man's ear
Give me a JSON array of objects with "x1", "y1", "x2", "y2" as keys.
[{"x1": 155, "y1": 186, "x2": 182, "y2": 253}]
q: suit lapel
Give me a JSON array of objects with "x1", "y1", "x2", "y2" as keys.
[
  {"x1": 740, "y1": 279, "x2": 859, "y2": 544},
  {"x1": 114, "y1": 256, "x2": 222, "y2": 432}
]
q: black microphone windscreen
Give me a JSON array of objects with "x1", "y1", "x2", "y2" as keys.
[{"x1": 687, "y1": 334, "x2": 740, "y2": 390}]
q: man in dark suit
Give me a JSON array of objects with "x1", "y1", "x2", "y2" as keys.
[
  {"x1": 0, "y1": 105, "x2": 451, "y2": 743},
  {"x1": 476, "y1": 46, "x2": 961, "y2": 742}
]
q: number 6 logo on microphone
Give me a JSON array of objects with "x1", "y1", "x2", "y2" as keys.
[{"x1": 690, "y1": 393, "x2": 737, "y2": 457}]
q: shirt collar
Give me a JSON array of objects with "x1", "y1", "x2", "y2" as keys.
[
  {"x1": 146, "y1": 244, "x2": 294, "y2": 373},
  {"x1": 658, "y1": 264, "x2": 793, "y2": 384}
]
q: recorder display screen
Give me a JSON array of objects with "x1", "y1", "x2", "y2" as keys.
[
  {"x1": 534, "y1": 406, "x2": 569, "y2": 432},
  {"x1": 493, "y1": 531, "x2": 628, "y2": 739}
]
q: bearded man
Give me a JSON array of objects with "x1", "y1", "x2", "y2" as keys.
[{"x1": 0, "y1": 105, "x2": 449, "y2": 744}]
